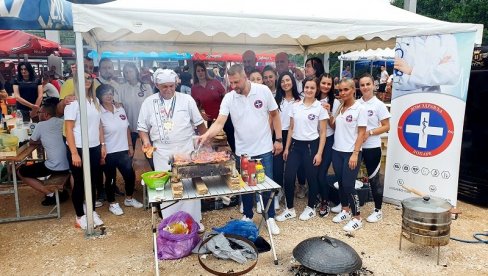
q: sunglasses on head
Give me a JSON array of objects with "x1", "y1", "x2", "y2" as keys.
[{"x1": 84, "y1": 73, "x2": 96, "y2": 80}]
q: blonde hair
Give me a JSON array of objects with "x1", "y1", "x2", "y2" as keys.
[
  {"x1": 73, "y1": 73, "x2": 101, "y2": 111},
  {"x1": 339, "y1": 78, "x2": 356, "y2": 91}
]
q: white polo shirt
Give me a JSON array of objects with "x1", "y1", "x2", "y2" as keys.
[
  {"x1": 319, "y1": 97, "x2": 341, "y2": 137},
  {"x1": 100, "y1": 105, "x2": 130, "y2": 154},
  {"x1": 279, "y1": 97, "x2": 295, "y2": 131},
  {"x1": 137, "y1": 92, "x2": 204, "y2": 145},
  {"x1": 64, "y1": 99, "x2": 101, "y2": 148},
  {"x1": 358, "y1": 96, "x2": 391, "y2": 149},
  {"x1": 332, "y1": 101, "x2": 368, "y2": 152},
  {"x1": 116, "y1": 82, "x2": 153, "y2": 133},
  {"x1": 289, "y1": 100, "x2": 328, "y2": 141},
  {"x1": 220, "y1": 82, "x2": 278, "y2": 156}
]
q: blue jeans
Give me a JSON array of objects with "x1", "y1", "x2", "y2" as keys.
[{"x1": 236, "y1": 151, "x2": 275, "y2": 219}]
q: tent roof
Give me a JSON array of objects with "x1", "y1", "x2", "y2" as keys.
[
  {"x1": 73, "y1": 0, "x2": 483, "y2": 54},
  {"x1": 339, "y1": 48, "x2": 395, "y2": 61}
]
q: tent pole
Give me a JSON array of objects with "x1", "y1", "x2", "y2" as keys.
[
  {"x1": 303, "y1": 48, "x2": 308, "y2": 66},
  {"x1": 339, "y1": 52, "x2": 344, "y2": 79},
  {"x1": 75, "y1": 31, "x2": 96, "y2": 236}
]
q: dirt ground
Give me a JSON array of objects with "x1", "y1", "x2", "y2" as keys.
[{"x1": 1, "y1": 150, "x2": 487, "y2": 276}]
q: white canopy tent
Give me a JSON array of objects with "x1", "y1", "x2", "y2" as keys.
[
  {"x1": 69, "y1": 0, "x2": 483, "y2": 238},
  {"x1": 339, "y1": 48, "x2": 395, "y2": 61}
]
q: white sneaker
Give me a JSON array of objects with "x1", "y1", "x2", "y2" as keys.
[
  {"x1": 332, "y1": 210, "x2": 351, "y2": 223},
  {"x1": 256, "y1": 202, "x2": 263, "y2": 214},
  {"x1": 124, "y1": 198, "x2": 143, "y2": 208},
  {"x1": 333, "y1": 182, "x2": 339, "y2": 190},
  {"x1": 275, "y1": 208, "x2": 296, "y2": 222},
  {"x1": 93, "y1": 211, "x2": 104, "y2": 227},
  {"x1": 239, "y1": 202, "x2": 244, "y2": 214},
  {"x1": 241, "y1": 215, "x2": 252, "y2": 222},
  {"x1": 299, "y1": 206, "x2": 316, "y2": 221},
  {"x1": 267, "y1": 218, "x2": 280, "y2": 235},
  {"x1": 198, "y1": 222, "x2": 205, "y2": 233},
  {"x1": 75, "y1": 215, "x2": 87, "y2": 229},
  {"x1": 366, "y1": 209, "x2": 383, "y2": 223},
  {"x1": 274, "y1": 196, "x2": 280, "y2": 210},
  {"x1": 331, "y1": 203, "x2": 342, "y2": 213},
  {"x1": 343, "y1": 218, "x2": 363, "y2": 232},
  {"x1": 109, "y1": 203, "x2": 124, "y2": 216},
  {"x1": 95, "y1": 200, "x2": 103, "y2": 208}
]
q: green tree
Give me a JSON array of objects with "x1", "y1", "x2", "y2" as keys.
[{"x1": 392, "y1": 0, "x2": 488, "y2": 44}]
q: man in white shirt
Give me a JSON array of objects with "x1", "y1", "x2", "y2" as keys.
[
  {"x1": 198, "y1": 64, "x2": 283, "y2": 235},
  {"x1": 378, "y1": 65, "x2": 389, "y2": 93},
  {"x1": 242, "y1": 50, "x2": 257, "y2": 77}
]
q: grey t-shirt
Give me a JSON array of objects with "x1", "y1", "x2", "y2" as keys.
[{"x1": 30, "y1": 117, "x2": 69, "y2": 171}]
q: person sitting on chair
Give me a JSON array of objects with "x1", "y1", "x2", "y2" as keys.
[{"x1": 17, "y1": 97, "x2": 70, "y2": 206}]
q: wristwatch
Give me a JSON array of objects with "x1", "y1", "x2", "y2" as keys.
[
  {"x1": 275, "y1": 138, "x2": 283, "y2": 143},
  {"x1": 369, "y1": 130, "x2": 374, "y2": 136}
]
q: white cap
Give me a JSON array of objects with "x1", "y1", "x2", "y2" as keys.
[{"x1": 153, "y1": 69, "x2": 178, "y2": 84}]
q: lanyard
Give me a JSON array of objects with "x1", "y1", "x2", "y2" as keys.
[{"x1": 160, "y1": 95, "x2": 176, "y2": 119}]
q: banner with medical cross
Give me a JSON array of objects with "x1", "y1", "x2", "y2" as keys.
[{"x1": 384, "y1": 32, "x2": 477, "y2": 206}]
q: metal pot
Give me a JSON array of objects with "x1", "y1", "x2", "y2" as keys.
[{"x1": 401, "y1": 195, "x2": 453, "y2": 246}]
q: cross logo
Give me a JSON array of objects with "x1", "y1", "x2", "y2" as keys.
[
  {"x1": 368, "y1": 110, "x2": 374, "y2": 117},
  {"x1": 346, "y1": 115, "x2": 353, "y2": 122},
  {"x1": 398, "y1": 103, "x2": 454, "y2": 157},
  {"x1": 119, "y1": 114, "x2": 127, "y2": 120},
  {"x1": 308, "y1": 114, "x2": 316, "y2": 120},
  {"x1": 254, "y1": 100, "x2": 263, "y2": 109}
]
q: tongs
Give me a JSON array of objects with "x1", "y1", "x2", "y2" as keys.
[{"x1": 190, "y1": 143, "x2": 202, "y2": 160}]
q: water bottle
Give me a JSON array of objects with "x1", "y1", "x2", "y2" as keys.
[
  {"x1": 255, "y1": 159, "x2": 265, "y2": 184},
  {"x1": 15, "y1": 110, "x2": 23, "y2": 128}
]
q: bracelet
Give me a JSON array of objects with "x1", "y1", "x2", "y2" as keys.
[{"x1": 353, "y1": 150, "x2": 360, "y2": 153}]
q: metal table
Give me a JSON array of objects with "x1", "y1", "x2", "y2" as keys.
[
  {"x1": 145, "y1": 175, "x2": 281, "y2": 276},
  {"x1": 0, "y1": 144, "x2": 59, "y2": 223}
]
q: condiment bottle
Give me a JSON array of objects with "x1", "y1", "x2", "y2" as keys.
[
  {"x1": 240, "y1": 154, "x2": 249, "y2": 184},
  {"x1": 247, "y1": 159, "x2": 256, "y2": 186},
  {"x1": 255, "y1": 158, "x2": 265, "y2": 184}
]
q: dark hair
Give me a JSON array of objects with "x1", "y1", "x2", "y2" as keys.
[
  {"x1": 303, "y1": 76, "x2": 320, "y2": 92},
  {"x1": 183, "y1": 65, "x2": 189, "y2": 71},
  {"x1": 96, "y1": 84, "x2": 114, "y2": 102},
  {"x1": 262, "y1": 65, "x2": 276, "y2": 76},
  {"x1": 304, "y1": 57, "x2": 325, "y2": 78},
  {"x1": 275, "y1": 71, "x2": 300, "y2": 110},
  {"x1": 41, "y1": 97, "x2": 59, "y2": 116},
  {"x1": 359, "y1": 72, "x2": 375, "y2": 84},
  {"x1": 316, "y1": 73, "x2": 335, "y2": 110},
  {"x1": 17, "y1": 62, "x2": 36, "y2": 82},
  {"x1": 193, "y1": 62, "x2": 212, "y2": 84},
  {"x1": 99, "y1": 57, "x2": 112, "y2": 67},
  {"x1": 122, "y1": 62, "x2": 148, "y2": 94},
  {"x1": 249, "y1": 68, "x2": 263, "y2": 77}
]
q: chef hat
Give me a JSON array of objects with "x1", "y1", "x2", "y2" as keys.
[{"x1": 153, "y1": 69, "x2": 178, "y2": 84}]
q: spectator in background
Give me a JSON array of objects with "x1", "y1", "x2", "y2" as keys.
[
  {"x1": 42, "y1": 72, "x2": 60, "y2": 98},
  {"x1": 213, "y1": 66, "x2": 224, "y2": 83},
  {"x1": 242, "y1": 50, "x2": 257, "y2": 77},
  {"x1": 249, "y1": 69, "x2": 264, "y2": 84},
  {"x1": 378, "y1": 65, "x2": 389, "y2": 93},
  {"x1": 275, "y1": 52, "x2": 291, "y2": 76},
  {"x1": 191, "y1": 62, "x2": 226, "y2": 127},
  {"x1": 179, "y1": 65, "x2": 192, "y2": 95},
  {"x1": 0, "y1": 73, "x2": 7, "y2": 99},
  {"x1": 342, "y1": 65, "x2": 352, "y2": 78},
  {"x1": 304, "y1": 57, "x2": 325, "y2": 79},
  {"x1": 96, "y1": 58, "x2": 120, "y2": 99},
  {"x1": 13, "y1": 61, "x2": 43, "y2": 122},
  {"x1": 263, "y1": 66, "x2": 278, "y2": 96}
]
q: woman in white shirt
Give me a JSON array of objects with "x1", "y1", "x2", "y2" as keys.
[
  {"x1": 315, "y1": 73, "x2": 341, "y2": 217},
  {"x1": 64, "y1": 72, "x2": 106, "y2": 230},
  {"x1": 276, "y1": 76, "x2": 328, "y2": 222},
  {"x1": 272, "y1": 71, "x2": 301, "y2": 209},
  {"x1": 331, "y1": 78, "x2": 367, "y2": 232},
  {"x1": 97, "y1": 84, "x2": 144, "y2": 216},
  {"x1": 357, "y1": 73, "x2": 391, "y2": 223}
]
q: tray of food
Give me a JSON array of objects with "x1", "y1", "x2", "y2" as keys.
[{"x1": 170, "y1": 150, "x2": 236, "y2": 182}]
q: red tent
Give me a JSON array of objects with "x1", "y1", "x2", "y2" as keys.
[{"x1": 0, "y1": 30, "x2": 74, "y2": 57}]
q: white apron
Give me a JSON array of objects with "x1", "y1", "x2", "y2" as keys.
[{"x1": 153, "y1": 139, "x2": 202, "y2": 222}]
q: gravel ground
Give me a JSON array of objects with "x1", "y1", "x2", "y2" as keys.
[{"x1": 1, "y1": 151, "x2": 487, "y2": 275}]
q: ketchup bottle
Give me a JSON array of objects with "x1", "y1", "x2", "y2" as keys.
[{"x1": 247, "y1": 159, "x2": 256, "y2": 186}]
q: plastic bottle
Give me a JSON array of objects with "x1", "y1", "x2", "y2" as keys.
[
  {"x1": 247, "y1": 159, "x2": 256, "y2": 186},
  {"x1": 15, "y1": 110, "x2": 23, "y2": 128},
  {"x1": 240, "y1": 154, "x2": 249, "y2": 184},
  {"x1": 255, "y1": 159, "x2": 265, "y2": 184}
]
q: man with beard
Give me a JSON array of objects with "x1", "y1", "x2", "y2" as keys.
[
  {"x1": 242, "y1": 50, "x2": 257, "y2": 77},
  {"x1": 197, "y1": 64, "x2": 283, "y2": 235}
]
